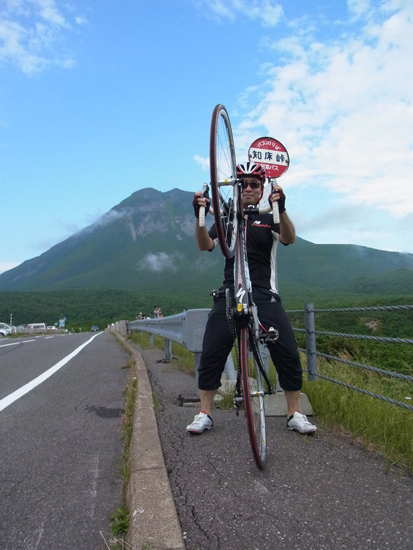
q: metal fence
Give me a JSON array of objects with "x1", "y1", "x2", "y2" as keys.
[
  {"x1": 119, "y1": 310, "x2": 272, "y2": 392},
  {"x1": 112, "y1": 303, "x2": 413, "y2": 411},
  {"x1": 10, "y1": 327, "x2": 67, "y2": 335},
  {"x1": 286, "y1": 303, "x2": 413, "y2": 412},
  {"x1": 115, "y1": 310, "x2": 237, "y2": 392}
]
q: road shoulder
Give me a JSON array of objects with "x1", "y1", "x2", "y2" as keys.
[{"x1": 119, "y1": 336, "x2": 185, "y2": 550}]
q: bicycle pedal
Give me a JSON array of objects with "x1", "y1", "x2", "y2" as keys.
[{"x1": 266, "y1": 327, "x2": 279, "y2": 343}]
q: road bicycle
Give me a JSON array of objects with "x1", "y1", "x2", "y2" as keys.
[{"x1": 200, "y1": 104, "x2": 280, "y2": 469}]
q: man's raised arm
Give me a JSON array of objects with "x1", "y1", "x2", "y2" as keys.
[{"x1": 193, "y1": 191, "x2": 215, "y2": 251}]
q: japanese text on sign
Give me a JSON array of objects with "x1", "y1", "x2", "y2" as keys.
[{"x1": 250, "y1": 150, "x2": 288, "y2": 165}]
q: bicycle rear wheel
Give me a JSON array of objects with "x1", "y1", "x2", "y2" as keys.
[
  {"x1": 239, "y1": 327, "x2": 267, "y2": 469},
  {"x1": 209, "y1": 104, "x2": 238, "y2": 259}
]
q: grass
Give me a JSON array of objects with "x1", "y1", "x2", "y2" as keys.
[
  {"x1": 106, "y1": 332, "x2": 166, "y2": 550},
  {"x1": 109, "y1": 508, "x2": 130, "y2": 537},
  {"x1": 128, "y1": 331, "x2": 196, "y2": 374},
  {"x1": 120, "y1": 359, "x2": 137, "y2": 489},
  {"x1": 128, "y1": 329, "x2": 413, "y2": 474},
  {"x1": 99, "y1": 532, "x2": 152, "y2": 550},
  {"x1": 105, "y1": 332, "x2": 139, "y2": 548},
  {"x1": 301, "y1": 352, "x2": 413, "y2": 474},
  {"x1": 104, "y1": 361, "x2": 136, "y2": 549}
]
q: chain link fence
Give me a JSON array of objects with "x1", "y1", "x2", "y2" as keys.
[{"x1": 286, "y1": 304, "x2": 413, "y2": 412}]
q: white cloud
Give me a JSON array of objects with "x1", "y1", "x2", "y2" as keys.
[
  {"x1": 0, "y1": 0, "x2": 83, "y2": 73},
  {"x1": 75, "y1": 16, "x2": 88, "y2": 26},
  {"x1": 234, "y1": 0, "x2": 413, "y2": 219},
  {"x1": 347, "y1": 0, "x2": 372, "y2": 18},
  {"x1": 194, "y1": 154, "x2": 210, "y2": 170},
  {"x1": 198, "y1": 0, "x2": 283, "y2": 27},
  {"x1": 91, "y1": 208, "x2": 129, "y2": 227},
  {"x1": 138, "y1": 252, "x2": 181, "y2": 273},
  {"x1": 30, "y1": 208, "x2": 128, "y2": 252}
]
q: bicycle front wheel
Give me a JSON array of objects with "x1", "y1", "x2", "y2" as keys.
[
  {"x1": 209, "y1": 104, "x2": 238, "y2": 259},
  {"x1": 239, "y1": 327, "x2": 267, "y2": 469}
]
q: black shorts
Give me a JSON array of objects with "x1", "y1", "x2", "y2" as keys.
[{"x1": 198, "y1": 286, "x2": 303, "y2": 392}]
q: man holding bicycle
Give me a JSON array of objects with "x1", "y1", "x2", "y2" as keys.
[{"x1": 188, "y1": 161, "x2": 317, "y2": 435}]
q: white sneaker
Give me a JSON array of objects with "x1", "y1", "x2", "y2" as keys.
[
  {"x1": 186, "y1": 412, "x2": 213, "y2": 434},
  {"x1": 287, "y1": 412, "x2": 317, "y2": 434}
]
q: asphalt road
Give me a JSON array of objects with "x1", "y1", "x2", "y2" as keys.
[
  {"x1": 0, "y1": 332, "x2": 129, "y2": 549},
  {"x1": 140, "y1": 345, "x2": 413, "y2": 550}
]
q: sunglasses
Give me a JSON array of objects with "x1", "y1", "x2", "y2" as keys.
[{"x1": 240, "y1": 179, "x2": 262, "y2": 190}]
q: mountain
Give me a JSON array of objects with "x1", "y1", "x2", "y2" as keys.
[
  {"x1": 348, "y1": 268, "x2": 413, "y2": 295},
  {"x1": 1, "y1": 188, "x2": 413, "y2": 302},
  {"x1": 0, "y1": 188, "x2": 223, "y2": 294}
]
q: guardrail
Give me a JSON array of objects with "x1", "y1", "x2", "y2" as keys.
[
  {"x1": 286, "y1": 303, "x2": 413, "y2": 412},
  {"x1": 9, "y1": 327, "x2": 67, "y2": 335},
  {"x1": 113, "y1": 310, "x2": 237, "y2": 391},
  {"x1": 113, "y1": 310, "x2": 293, "y2": 393},
  {"x1": 111, "y1": 303, "x2": 413, "y2": 412}
]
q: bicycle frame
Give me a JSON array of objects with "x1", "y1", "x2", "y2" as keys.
[
  {"x1": 207, "y1": 103, "x2": 280, "y2": 468},
  {"x1": 223, "y1": 178, "x2": 274, "y2": 394}
]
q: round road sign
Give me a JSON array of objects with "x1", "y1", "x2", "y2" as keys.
[{"x1": 248, "y1": 137, "x2": 290, "y2": 179}]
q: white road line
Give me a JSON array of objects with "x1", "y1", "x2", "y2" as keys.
[
  {"x1": 0, "y1": 342, "x2": 22, "y2": 348},
  {"x1": 0, "y1": 339, "x2": 36, "y2": 348},
  {"x1": 0, "y1": 333, "x2": 102, "y2": 413},
  {"x1": 44, "y1": 336, "x2": 54, "y2": 339}
]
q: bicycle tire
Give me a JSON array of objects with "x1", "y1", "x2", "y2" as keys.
[
  {"x1": 209, "y1": 104, "x2": 238, "y2": 259},
  {"x1": 239, "y1": 327, "x2": 267, "y2": 469}
]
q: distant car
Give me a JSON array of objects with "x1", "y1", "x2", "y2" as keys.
[
  {"x1": 91, "y1": 325, "x2": 99, "y2": 332},
  {"x1": 28, "y1": 323, "x2": 46, "y2": 330},
  {"x1": 0, "y1": 322, "x2": 11, "y2": 337}
]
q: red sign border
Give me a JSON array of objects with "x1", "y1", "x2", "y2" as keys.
[{"x1": 248, "y1": 136, "x2": 290, "y2": 179}]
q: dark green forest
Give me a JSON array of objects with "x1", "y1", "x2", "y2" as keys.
[
  {"x1": 1, "y1": 288, "x2": 412, "y2": 333},
  {"x1": 0, "y1": 288, "x2": 214, "y2": 331},
  {"x1": 1, "y1": 288, "x2": 412, "y2": 379}
]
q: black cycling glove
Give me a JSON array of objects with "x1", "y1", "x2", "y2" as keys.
[
  {"x1": 270, "y1": 188, "x2": 286, "y2": 214},
  {"x1": 193, "y1": 194, "x2": 210, "y2": 219}
]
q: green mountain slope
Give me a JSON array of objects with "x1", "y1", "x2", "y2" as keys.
[
  {"x1": 349, "y1": 268, "x2": 413, "y2": 295},
  {"x1": 1, "y1": 187, "x2": 413, "y2": 300},
  {"x1": 0, "y1": 188, "x2": 223, "y2": 293}
]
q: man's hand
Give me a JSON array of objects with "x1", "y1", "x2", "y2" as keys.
[
  {"x1": 193, "y1": 192, "x2": 210, "y2": 219},
  {"x1": 269, "y1": 186, "x2": 286, "y2": 214}
]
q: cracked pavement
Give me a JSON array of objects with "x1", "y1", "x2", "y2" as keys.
[{"x1": 138, "y1": 345, "x2": 413, "y2": 550}]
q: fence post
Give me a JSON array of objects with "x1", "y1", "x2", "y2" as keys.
[
  {"x1": 165, "y1": 339, "x2": 172, "y2": 362},
  {"x1": 194, "y1": 352, "x2": 201, "y2": 396},
  {"x1": 305, "y1": 303, "x2": 317, "y2": 381},
  {"x1": 149, "y1": 333, "x2": 154, "y2": 349}
]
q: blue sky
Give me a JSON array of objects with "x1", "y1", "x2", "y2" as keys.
[{"x1": 1, "y1": 0, "x2": 412, "y2": 274}]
